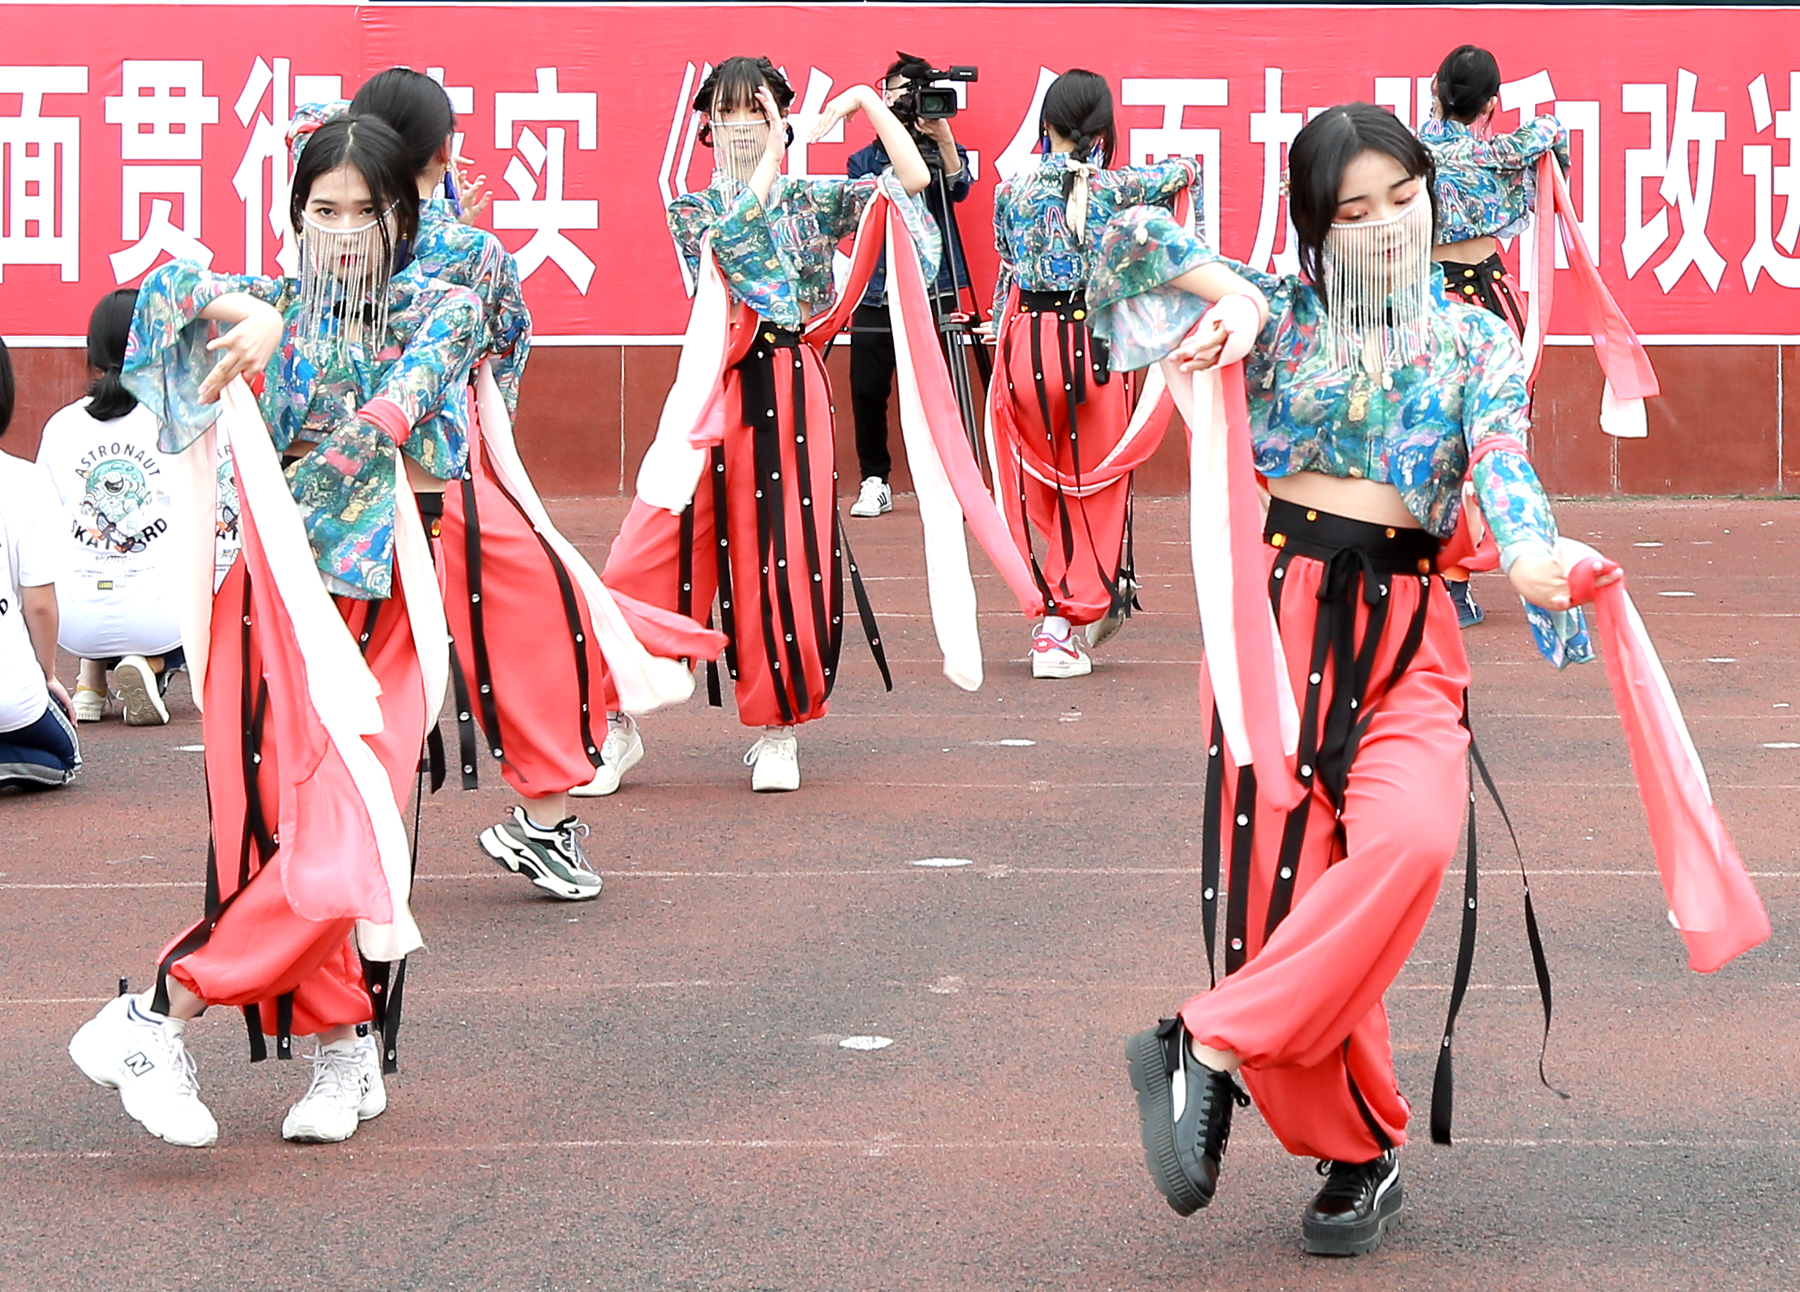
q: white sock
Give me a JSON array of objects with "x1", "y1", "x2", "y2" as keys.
[{"x1": 1041, "y1": 615, "x2": 1072, "y2": 640}]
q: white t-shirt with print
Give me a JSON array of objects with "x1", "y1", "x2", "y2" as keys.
[
  {"x1": 0, "y1": 450, "x2": 61, "y2": 731},
  {"x1": 35, "y1": 399, "x2": 182, "y2": 659}
]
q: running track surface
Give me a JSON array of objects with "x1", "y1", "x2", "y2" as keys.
[{"x1": 3, "y1": 497, "x2": 1795, "y2": 1292}]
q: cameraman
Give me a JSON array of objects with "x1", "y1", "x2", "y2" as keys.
[{"x1": 846, "y1": 53, "x2": 973, "y2": 518}]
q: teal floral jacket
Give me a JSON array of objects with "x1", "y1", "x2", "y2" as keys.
[
  {"x1": 413, "y1": 198, "x2": 532, "y2": 415},
  {"x1": 122, "y1": 260, "x2": 482, "y2": 598},
  {"x1": 1087, "y1": 207, "x2": 1591, "y2": 666},
  {"x1": 667, "y1": 172, "x2": 940, "y2": 330},
  {"x1": 1418, "y1": 115, "x2": 1569, "y2": 243},
  {"x1": 990, "y1": 154, "x2": 1197, "y2": 323}
]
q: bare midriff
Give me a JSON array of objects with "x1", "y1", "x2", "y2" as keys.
[
  {"x1": 1432, "y1": 234, "x2": 1500, "y2": 264},
  {"x1": 1266, "y1": 471, "x2": 1423, "y2": 530}
]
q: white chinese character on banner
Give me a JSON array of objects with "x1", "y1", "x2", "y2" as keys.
[
  {"x1": 1500, "y1": 70, "x2": 1600, "y2": 270},
  {"x1": 0, "y1": 67, "x2": 87, "y2": 283},
  {"x1": 1372, "y1": 75, "x2": 1435, "y2": 131},
  {"x1": 1248, "y1": 68, "x2": 1303, "y2": 275},
  {"x1": 231, "y1": 58, "x2": 340, "y2": 277},
  {"x1": 493, "y1": 68, "x2": 598, "y2": 291},
  {"x1": 995, "y1": 67, "x2": 1059, "y2": 183},
  {"x1": 1742, "y1": 72, "x2": 1800, "y2": 290},
  {"x1": 1622, "y1": 69, "x2": 1727, "y2": 292},
  {"x1": 105, "y1": 61, "x2": 220, "y2": 282},
  {"x1": 1121, "y1": 78, "x2": 1225, "y2": 248}
]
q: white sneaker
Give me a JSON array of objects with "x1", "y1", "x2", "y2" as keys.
[
  {"x1": 744, "y1": 731, "x2": 800, "y2": 792},
  {"x1": 849, "y1": 476, "x2": 892, "y2": 518},
  {"x1": 1031, "y1": 629, "x2": 1093, "y2": 679},
  {"x1": 73, "y1": 685, "x2": 109, "y2": 723},
  {"x1": 69, "y1": 992, "x2": 219, "y2": 1147},
  {"x1": 571, "y1": 713, "x2": 644, "y2": 798},
  {"x1": 115, "y1": 655, "x2": 170, "y2": 727},
  {"x1": 281, "y1": 1037, "x2": 385, "y2": 1143}
]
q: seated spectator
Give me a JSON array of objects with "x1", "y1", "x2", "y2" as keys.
[
  {"x1": 0, "y1": 336, "x2": 81, "y2": 790},
  {"x1": 35, "y1": 289, "x2": 184, "y2": 725}
]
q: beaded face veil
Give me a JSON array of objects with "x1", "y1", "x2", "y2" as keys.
[
  {"x1": 1320, "y1": 193, "x2": 1434, "y2": 377},
  {"x1": 295, "y1": 202, "x2": 395, "y2": 362},
  {"x1": 709, "y1": 113, "x2": 772, "y2": 188}
]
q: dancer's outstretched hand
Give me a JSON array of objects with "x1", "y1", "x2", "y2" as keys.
[
  {"x1": 199, "y1": 298, "x2": 283, "y2": 403},
  {"x1": 1508, "y1": 548, "x2": 1621, "y2": 611}
]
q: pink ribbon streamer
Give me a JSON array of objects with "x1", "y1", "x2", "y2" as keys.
[
  {"x1": 1566, "y1": 551, "x2": 1769, "y2": 972},
  {"x1": 1528, "y1": 155, "x2": 1660, "y2": 407}
]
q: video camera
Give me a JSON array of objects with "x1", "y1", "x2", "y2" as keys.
[{"x1": 890, "y1": 52, "x2": 978, "y2": 123}]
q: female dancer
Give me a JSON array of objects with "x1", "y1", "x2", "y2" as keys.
[
  {"x1": 1091, "y1": 104, "x2": 1608, "y2": 1254},
  {"x1": 601, "y1": 56, "x2": 930, "y2": 792},
  {"x1": 69, "y1": 115, "x2": 484, "y2": 1146},
  {"x1": 342, "y1": 68, "x2": 719, "y2": 897},
  {"x1": 988, "y1": 70, "x2": 1199, "y2": 677},
  {"x1": 1418, "y1": 45, "x2": 1568, "y2": 627},
  {"x1": 1419, "y1": 45, "x2": 1567, "y2": 333}
]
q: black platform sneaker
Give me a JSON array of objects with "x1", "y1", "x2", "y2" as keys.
[
  {"x1": 1125, "y1": 1016, "x2": 1250, "y2": 1215},
  {"x1": 1300, "y1": 1149, "x2": 1403, "y2": 1255}
]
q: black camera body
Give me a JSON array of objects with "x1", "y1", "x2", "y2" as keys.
[{"x1": 892, "y1": 62, "x2": 978, "y2": 123}]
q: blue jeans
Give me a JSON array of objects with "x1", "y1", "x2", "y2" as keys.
[{"x1": 0, "y1": 700, "x2": 80, "y2": 790}]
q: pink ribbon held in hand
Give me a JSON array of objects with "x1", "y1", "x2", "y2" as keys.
[{"x1": 1563, "y1": 546, "x2": 1770, "y2": 972}]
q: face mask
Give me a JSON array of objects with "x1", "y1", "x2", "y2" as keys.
[
  {"x1": 296, "y1": 206, "x2": 394, "y2": 360},
  {"x1": 1321, "y1": 195, "x2": 1433, "y2": 377},
  {"x1": 710, "y1": 119, "x2": 770, "y2": 187}
]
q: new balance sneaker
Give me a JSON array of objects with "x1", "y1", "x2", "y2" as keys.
[
  {"x1": 479, "y1": 808, "x2": 602, "y2": 900},
  {"x1": 571, "y1": 713, "x2": 644, "y2": 798},
  {"x1": 1031, "y1": 629, "x2": 1092, "y2": 679},
  {"x1": 1301, "y1": 1150, "x2": 1403, "y2": 1256},
  {"x1": 115, "y1": 655, "x2": 170, "y2": 726},
  {"x1": 72, "y1": 685, "x2": 108, "y2": 723},
  {"x1": 1446, "y1": 578, "x2": 1485, "y2": 628},
  {"x1": 281, "y1": 1037, "x2": 387, "y2": 1143},
  {"x1": 68, "y1": 992, "x2": 219, "y2": 1148},
  {"x1": 849, "y1": 476, "x2": 892, "y2": 518},
  {"x1": 744, "y1": 730, "x2": 800, "y2": 792},
  {"x1": 1125, "y1": 1016, "x2": 1250, "y2": 1215}
]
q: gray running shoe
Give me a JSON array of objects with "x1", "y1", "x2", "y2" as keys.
[{"x1": 478, "y1": 808, "x2": 602, "y2": 900}]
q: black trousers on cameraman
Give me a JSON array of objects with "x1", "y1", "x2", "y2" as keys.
[{"x1": 851, "y1": 299, "x2": 965, "y2": 483}]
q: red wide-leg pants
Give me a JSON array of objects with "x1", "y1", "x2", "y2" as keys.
[
  {"x1": 604, "y1": 337, "x2": 841, "y2": 729},
  {"x1": 439, "y1": 430, "x2": 609, "y2": 797},
  {"x1": 163, "y1": 552, "x2": 428, "y2": 1037},
  {"x1": 994, "y1": 305, "x2": 1132, "y2": 627},
  {"x1": 1180, "y1": 544, "x2": 1471, "y2": 1163}
]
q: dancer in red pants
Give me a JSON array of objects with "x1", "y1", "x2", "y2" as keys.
[
  {"x1": 602, "y1": 56, "x2": 931, "y2": 792},
  {"x1": 1083, "y1": 103, "x2": 1612, "y2": 1254},
  {"x1": 988, "y1": 70, "x2": 1199, "y2": 678},
  {"x1": 70, "y1": 116, "x2": 483, "y2": 1147}
]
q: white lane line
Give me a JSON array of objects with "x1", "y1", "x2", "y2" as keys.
[{"x1": 4, "y1": 1136, "x2": 1792, "y2": 1162}]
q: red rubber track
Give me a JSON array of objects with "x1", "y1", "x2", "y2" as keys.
[{"x1": 2, "y1": 496, "x2": 1795, "y2": 1291}]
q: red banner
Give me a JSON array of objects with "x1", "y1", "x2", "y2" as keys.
[{"x1": 2, "y1": 3, "x2": 1798, "y2": 342}]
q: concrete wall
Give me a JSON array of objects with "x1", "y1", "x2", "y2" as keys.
[{"x1": 7, "y1": 343, "x2": 1794, "y2": 498}]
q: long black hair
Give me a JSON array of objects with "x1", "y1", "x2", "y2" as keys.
[
  {"x1": 349, "y1": 67, "x2": 456, "y2": 177},
  {"x1": 1435, "y1": 45, "x2": 1501, "y2": 123},
  {"x1": 693, "y1": 56, "x2": 794, "y2": 148},
  {"x1": 288, "y1": 115, "x2": 420, "y2": 270},
  {"x1": 1041, "y1": 69, "x2": 1117, "y2": 168},
  {"x1": 85, "y1": 288, "x2": 139, "y2": 421},
  {"x1": 0, "y1": 336, "x2": 13, "y2": 440},
  {"x1": 1287, "y1": 103, "x2": 1437, "y2": 291}
]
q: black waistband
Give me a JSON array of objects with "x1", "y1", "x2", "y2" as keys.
[
  {"x1": 736, "y1": 324, "x2": 804, "y2": 361},
  {"x1": 1264, "y1": 497, "x2": 1438, "y2": 576},
  {"x1": 1017, "y1": 288, "x2": 1087, "y2": 313},
  {"x1": 414, "y1": 490, "x2": 445, "y2": 521},
  {"x1": 1437, "y1": 251, "x2": 1508, "y2": 278}
]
